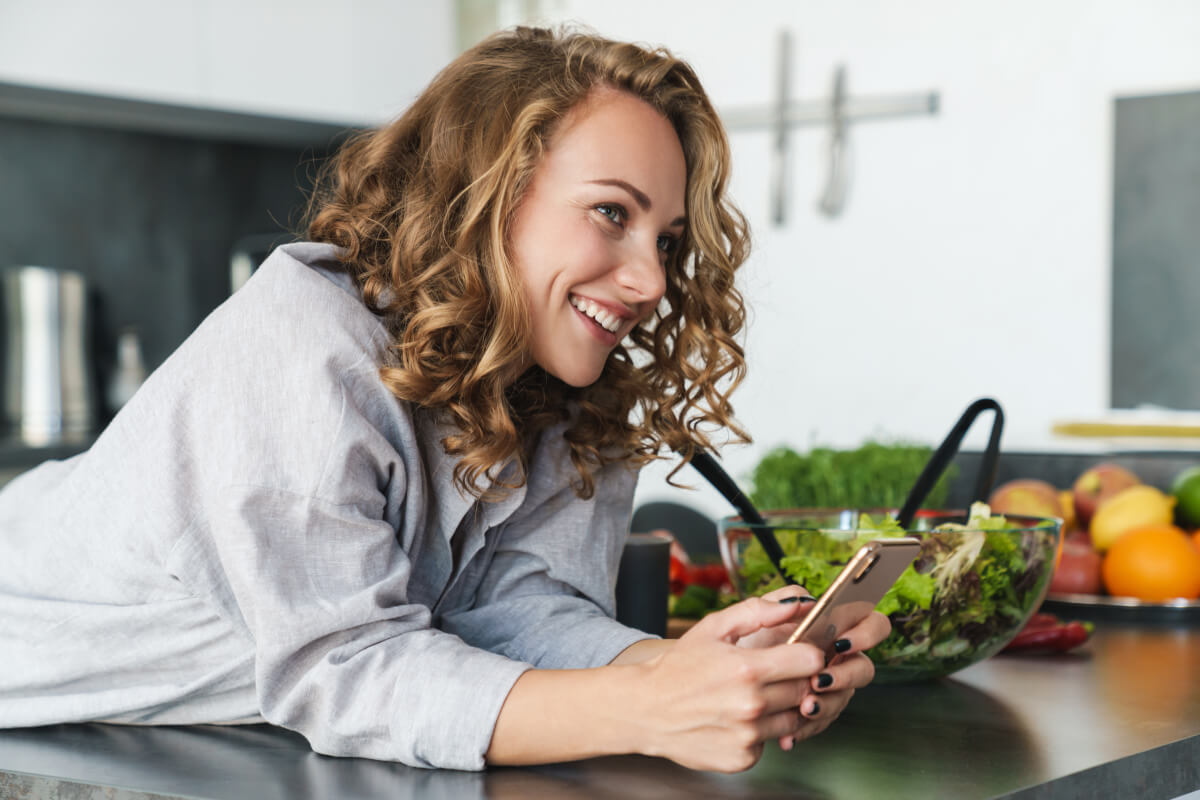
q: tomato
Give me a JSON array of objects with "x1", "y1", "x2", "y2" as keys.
[
  {"x1": 668, "y1": 554, "x2": 730, "y2": 596},
  {"x1": 669, "y1": 554, "x2": 689, "y2": 595},
  {"x1": 688, "y1": 563, "x2": 730, "y2": 592}
]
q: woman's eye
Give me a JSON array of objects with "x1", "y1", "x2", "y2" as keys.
[
  {"x1": 657, "y1": 234, "x2": 679, "y2": 254},
  {"x1": 595, "y1": 204, "x2": 626, "y2": 225}
]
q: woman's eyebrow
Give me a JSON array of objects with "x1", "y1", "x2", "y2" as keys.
[{"x1": 587, "y1": 178, "x2": 686, "y2": 227}]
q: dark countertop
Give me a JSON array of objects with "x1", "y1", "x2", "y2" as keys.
[{"x1": 3, "y1": 617, "x2": 1199, "y2": 800}]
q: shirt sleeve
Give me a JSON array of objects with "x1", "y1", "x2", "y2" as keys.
[
  {"x1": 438, "y1": 459, "x2": 656, "y2": 669},
  {"x1": 98, "y1": 247, "x2": 534, "y2": 771},
  {"x1": 197, "y1": 482, "x2": 531, "y2": 771}
]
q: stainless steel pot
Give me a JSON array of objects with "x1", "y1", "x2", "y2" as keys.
[{"x1": 2, "y1": 266, "x2": 95, "y2": 445}]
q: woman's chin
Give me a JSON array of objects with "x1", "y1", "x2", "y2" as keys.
[{"x1": 545, "y1": 362, "x2": 605, "y2": 389}]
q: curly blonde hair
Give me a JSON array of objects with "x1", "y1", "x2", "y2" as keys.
[{"x1": 306, "y1": 26, "x2": 750, "y2": 500}]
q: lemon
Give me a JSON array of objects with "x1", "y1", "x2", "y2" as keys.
[
  {"x1": 1170, "y1": 466, "x2": 1200, "y2": 529},
  {"x1": 1090, "y1": 485, "x2": 1177, "y2": 552}
]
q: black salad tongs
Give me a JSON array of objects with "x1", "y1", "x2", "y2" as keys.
[
  {"x1": 894, "y1": 397, "x2": 1005, "y2": 529},
  {"x1": 686, "y1": 397, "x2": 1005, "y2": 587},
  {"x1": 688, "y1": 449, "x2": 797, "y2": 586}
]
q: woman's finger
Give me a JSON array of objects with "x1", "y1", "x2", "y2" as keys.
[
  {"x1": 813, "y1": 652, "x2": 876, "y2": 692},
  {"x1": 734, "y1": 592, "x2": 819, "y2": 650},
  {"x1": 805, "y1": 686, "x2": 855, "y2": 719},
  {"x1": 833, "y1": 610, "x2": 892, "y2": 653},
  {"x1": 759, "y1": 585, "x2": 814, "y2": 603},
  {"x1": 789, "y1": 712, "x2": 836, "y2": 742},
  {"x1": 687, "y1": 595, "x2": 812, "y2": 646},
  {"x1": 782, "y1": 688, "x2": 855, "y2": 744},
  {"x1": 755, "y1": 707, "x2": 805, "y2": 742},
  {"x1": 758, "y1": 677, "x2": 812, "y2": 715}
]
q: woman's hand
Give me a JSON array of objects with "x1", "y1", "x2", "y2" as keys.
[
  {"x1": 733, "y1": 585, "x2": 816, "y2": 650},
  {"x1": 488, "y1": 592, "x2": 889, "y2": 772},
  {"x1": 692, "y1": 585, "x2": 892, "y2": 758},
  {"x1": 777, "y1": 604, "x2": 890, "y2": 751},
  {"x1": 630, "y1": 595, "x2": 828, "y2": 772}
]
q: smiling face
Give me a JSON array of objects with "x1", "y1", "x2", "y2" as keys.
[{"x1": 508, "y1": 88, "x2": 688, "y2": 388}]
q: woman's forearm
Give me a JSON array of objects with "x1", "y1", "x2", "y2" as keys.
[
  {"x1": 485, "y1": 663, "x2": 653, "y2": 765},
  {"x1": 609, "y1": 636, "x2": 675, "y2": 665},
  {"x1": 484, "y1": 637, "x2": 677, "y2": 763}
]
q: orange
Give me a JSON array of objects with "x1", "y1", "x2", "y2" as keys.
[{"x1": 1101, "y1": 524, "x2": 1200, "y2": 601}]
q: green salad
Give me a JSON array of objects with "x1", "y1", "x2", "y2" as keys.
[{"x1": 738, "y1": 503, "x2": 1057, "y2": 679}]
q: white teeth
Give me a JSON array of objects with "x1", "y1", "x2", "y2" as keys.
[{"x1": 570, "y1": 295, "x2": 620, "y2": 333}]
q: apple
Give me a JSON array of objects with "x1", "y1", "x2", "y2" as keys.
[
  {"x1": 1049, "y1": 540, "x2": 1103, "y2": 595},
  {"x1": 988, "y1": 479, "x2": 1062, "y2": 519},
  {"x1": 1072, "y1": 463, "x2": 1140, "y2": 528},
  {"x1": 1065, "y1": 527, "x2": 1092, "y2": 546}
]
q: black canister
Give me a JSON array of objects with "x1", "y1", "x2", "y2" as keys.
[{"x1": 615, "y1": 531, "x2": 672, "y2": 637}]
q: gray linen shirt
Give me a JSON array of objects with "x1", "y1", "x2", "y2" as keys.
[{"x1": 0, "y1": 242, "x2": 652, "y2": 770}]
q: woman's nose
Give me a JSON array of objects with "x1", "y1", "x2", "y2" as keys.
[{"x1": 617, "y1": 240, "x2": 667, "y2": 304}]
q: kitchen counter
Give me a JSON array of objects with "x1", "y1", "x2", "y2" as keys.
[{"x1": 2, "y1": 618, "x2": 1198, "y2": 800}]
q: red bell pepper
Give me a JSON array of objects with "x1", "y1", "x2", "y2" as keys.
[{"x1": 1002, "y1": 615, "x2": 1094, "y2": 653}]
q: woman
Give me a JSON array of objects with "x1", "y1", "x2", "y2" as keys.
[{"x1": 0, "y1": 27, "x2": 888, "y2": 772}]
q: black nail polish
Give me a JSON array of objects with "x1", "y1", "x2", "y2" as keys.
[
  {"x1": 778, "y1": 596, "x2": 801, "y2": 604},
  {"x1": 816, "y1": 672, "x2": 833, "y2": 688},
  {"x1": 798, "y1": 596, "x2": 817, "y2": 603},
  {"x1": 808, "y1": 701, "x2": 821, "y2": 717},
  {"x1": 834, "y1": 638, "x2": 852, "y2": 653}
]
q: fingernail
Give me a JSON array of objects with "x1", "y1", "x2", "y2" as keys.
[
  {"x1": 816, "y1": 672, "x2": 833, "y2": 688},
  {"x1": 807, "y1": 701, "x2": 821, "y2": 717},
  {"x1": 778, "y1": 596, "x2": 801, "y2": 604},
  {"x1": 834, "y1": 638, "x2": 852, "y2": 653}
]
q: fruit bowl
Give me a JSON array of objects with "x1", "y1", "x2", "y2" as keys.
[{"x1": 718, "y1": 508, "x2": 1062, "y2": 683}]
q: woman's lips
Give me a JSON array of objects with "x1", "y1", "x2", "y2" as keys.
[
  {"x1": 568, "y1": 294, "x2": 623, "y2": 333},
  {"x1": 568, "y1": 293, "x2": 629, "y2": 345},
  {"x1": 572, "y1": 303, "x2": 619, "y2": 344}
]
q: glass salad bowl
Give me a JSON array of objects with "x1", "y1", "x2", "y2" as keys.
[{"x1": 718, "y1": 507, "x2": 1062, "y2": 683}]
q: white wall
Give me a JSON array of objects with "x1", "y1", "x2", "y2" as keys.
[
  {"x1": 3, "y1": 1, "x2": 1196, "y2": 521},
  {"x1": 521, "y1": 0, "x2": 1200, "y2": 521},
  {"x1": 0, "y1": 0, "x2": 455, "y2": 124}
]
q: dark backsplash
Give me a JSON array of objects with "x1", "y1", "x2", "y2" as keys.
[
  {"x1": 0, "y1": 93, "x2": 346, "y2": 427},
  {"x1": 945, "y1": 450, "x2": 1199, "y2": 506}
]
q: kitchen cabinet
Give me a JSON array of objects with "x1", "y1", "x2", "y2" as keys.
[
  {"x1": 0, "y1": 1, "x2": 454, "y2": 127},
  {"x1": 0, "y1": 83, "x2": 347, "y2": 458}
]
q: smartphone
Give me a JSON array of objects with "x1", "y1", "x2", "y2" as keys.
[{"x1": 784, "y1": 537, "x2": 922, "y2": 657}]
